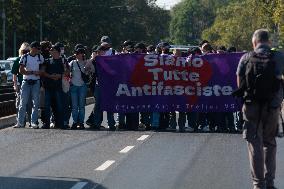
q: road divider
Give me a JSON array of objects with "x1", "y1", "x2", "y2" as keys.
[
  {"x1": 119, "y1": 146, "x2": 135, "y2": 153},
  {"x1": 137, "y1": 135, "x2": 149, "y2": 141},
  {"x1": 95, "y1": 160, "x2": 115, "y2": 171}
]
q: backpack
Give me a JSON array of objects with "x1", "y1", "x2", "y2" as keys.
[
  {"x1": 244, "y1": 50, "x2": 280, "y2": 103},
  {"x1": 22, "y1": 53, "x2": 41, "y2": 67}
]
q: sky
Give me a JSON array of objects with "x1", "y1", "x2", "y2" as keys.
[{"x1": 155, "y1": 0, "x2": 182, "y2": 9}]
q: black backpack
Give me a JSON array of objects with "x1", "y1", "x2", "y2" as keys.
[
  {"x1": 244, "y1": 50, "x2": 280, "y2": 103},
  {"x1": 22, "y1": 53, "x2": 41, "y2": 66}
]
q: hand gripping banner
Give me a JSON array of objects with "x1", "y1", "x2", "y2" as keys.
[{"x1": 96, "y1": 53, "x2": 244, "y2": 113}]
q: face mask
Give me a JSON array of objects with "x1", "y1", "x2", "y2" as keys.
[{"x1": 60, "y1": 49, "x2": 65, "y2": 55}]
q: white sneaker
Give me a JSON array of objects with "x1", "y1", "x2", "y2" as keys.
[
  {"x1": 13, "y1": 124, "x2": 23, "y2": 128},
  {"x1": 50, "y1": 123, "x2": 55, "y2": 128},
  {"x1": 31, "y1": 123, "x2": 39, "y2": 129}
]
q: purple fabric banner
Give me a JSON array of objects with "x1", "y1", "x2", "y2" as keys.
[{"x1": 96, "y1": 53, "x2": 244, "y2": 112}]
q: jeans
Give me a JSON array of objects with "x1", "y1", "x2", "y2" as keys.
[
  {"x1": 70, "y1": 84, "x2": 87, "y2": 124},
  {"x1": 44, "y1": 89, "x2": 64, "y2": 128},
  {"x1": 17, "y1": 80, "x2": 40, "y2": 126},
  {"x1": 151, "y1": 112, "x2": 160, "y2": 128},
  {"x1": 16, "y1": 85, "x2": 32, "y2": 125},
  {"x1": 93, "y1": 84, "x2": 115, "y2": 127}
]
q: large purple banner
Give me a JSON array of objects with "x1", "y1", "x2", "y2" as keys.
[{"x1": 96, "y1": 53, "x2": 244, "y2": 112}]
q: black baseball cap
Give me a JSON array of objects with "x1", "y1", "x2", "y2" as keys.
[
  {"x1": 134, "y1": 43, "x2": 146, "y2": 50},
  {"x1": 55, "y1": 42, "x2": 64, "y2": 48},
  {"x1": 50, "y1": 45, "x2": 61, "y2": 53},
  {"x1": 30, "y1": 41, "x2": 41, "y2": 49},
  {"x1": 160, "y1": 42, "x2": 171, "y2": 49},
  {"x1": 147, "y1": 45, "x2": 155, "y2": 52}
]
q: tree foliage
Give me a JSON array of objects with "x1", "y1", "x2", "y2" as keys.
[
  {"x1": 202, "y1": 0, "x2": 284, "y2": 50},
  {"x1": 169, "y1": 0, "x2": 236, "y2": 45},
  {"x1": 1, "y1": 0, "x2": 170, "y2": 57}
]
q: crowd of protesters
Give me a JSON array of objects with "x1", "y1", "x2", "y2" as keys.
[{"x1": 11, "y1": 36, "x2": 244, "y2": 133}]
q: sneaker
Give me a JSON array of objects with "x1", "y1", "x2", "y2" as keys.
[
  {"x1": 85, "y1": 120, "x2": 95, "y2": 127},
  {"x1": 78, "y1": 123, "x2": 85, "y2": 130},
  {"x1": 186, "y1": 127, "x2": 195, "y2": 132},
  {"x1": 70, "y1": 123, "x2": 77, "y2": 130},
  {"x1": 139, "y1": 123, "x2": 146, "y2": 129},
  {"x1": 13, "y1": 124, "x2": 23, "y2": 128},
  {"x1": 50, "y1": 122, "x2": 55, "y2": 128},
  {"x1": 202, "y1": 126, "x2": 210, "y2": 132},
  {"x1": 31, "y1": 123, "x2": 39, "y2": 129},
  {"x1": 109, "y1": 126, "x2": 116, "y2": 131}
]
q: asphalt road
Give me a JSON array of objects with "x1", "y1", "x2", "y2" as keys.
[{"x1": 0, "y1": 104, "x2": 283, "y2": 189}]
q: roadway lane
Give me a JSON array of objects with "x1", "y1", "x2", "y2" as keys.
[{"x1": 0, "y1": 104, "x2": 283, "y2": 189}]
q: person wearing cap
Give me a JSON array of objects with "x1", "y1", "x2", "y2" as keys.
[
  {"x1": 55, "y1": 42, "x2": 65, "y2": 56},
  {"x1": 69, "y1": 45, "x2": 88, "y2": 130},
  {"x1": 100, "y1": 36, "x2": 116, "y2": 56},
  {"x1": 67, "y1": 43, "x2": 85, "y2": 63},
  {"x1": 14, "y1": 41, "x2": 45, "y2": 129},
  {"x1": 41, "y1": 44, "x2": 66, "y2": 129},
  {"x1": 115, "y1": 41, "x2": 135, "y2": 130},
  {"x1": 85, "y1": 45, "x2": 116, "y2": 131},
  {"x1": 54, "y1": 42, "x2": 71, "y2": 128},
  {"x1": 146, "y1": 45, "x2": 155, "y2": 54},
  {"x1": 158, "y1": 42, "x2": 177, "y2": 131},
  {"x1": 12, "y1": 42, "x2": 33, "y2": 128},
  {"x1": 134, "y1": 42, "x2": 147, "y2": 53},
  {"x1": 133, "y1": 42, "x2": 152, "y2": 130}
]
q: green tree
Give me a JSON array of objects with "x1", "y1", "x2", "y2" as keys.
[
  {"x1": 1, "y1": 0, "x2": 170, "y2": 57},
  {"x1": 169, "y1": 0, "x2": 235, "y2": 45},
  {"x1": 202, "y1": 0, "x2": 281, "y2": 50}
]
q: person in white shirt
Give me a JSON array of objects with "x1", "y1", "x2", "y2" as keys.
[{"x1": 15, "y1": 41, "x2": 44, "y2": 128}]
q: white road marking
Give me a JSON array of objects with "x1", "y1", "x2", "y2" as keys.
[
  {"x1": 137, "y1": 135, "x2": 149, "y2": 141},
  {"x1": 95, "y1": 160, "x2": 115, "y2": 171},
  {"x1": 70, "y1": 182, "x2": 88, "y2": 189},
  {"x1": 119, "y1": 146, "x2": 135, "y2": 153}
]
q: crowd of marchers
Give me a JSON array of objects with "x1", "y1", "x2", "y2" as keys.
[{"x1": 11, "y1": 36, "x2": 244, "y2": 133}]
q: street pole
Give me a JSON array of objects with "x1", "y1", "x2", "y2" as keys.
[
  {"x1": 39, "y1": 6, "x2": 42, "y2": 41},
  {"x1": 13, "y1": 22, "x2": 16, "y2": 57},
  {"x1": 2, "y1": 0, "x2": 5, "y2": 59}
]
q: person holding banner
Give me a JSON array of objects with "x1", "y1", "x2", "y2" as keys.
[
  {"x1": 116, "y1": 41, "x2": 134, "y2": 130},
  {"x1": 86, "y1": 45, "x2": 116, "y2": 131}
]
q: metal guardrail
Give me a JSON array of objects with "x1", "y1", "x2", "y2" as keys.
[
  {"x1": 0, "y1": 87, "x2": 93, "y2": 118},
  {"x1": 0, "y1": 100, "x2": 16, "y2": 117},
  {"x1": 0, "y1": 92, "x2": 16, "y2": 102}
]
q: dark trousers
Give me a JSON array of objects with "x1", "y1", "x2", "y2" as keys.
[
  {"x1": 126, "y1": 113, "x2": 139, "y2": 130},
  {"x1": 243, "y1": 102, "x2": 279, "y2": 189},
  {"x1": 44, "y1": 89, "x2": 64, "y2": 128}
]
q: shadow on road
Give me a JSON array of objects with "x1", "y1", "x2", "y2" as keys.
[{"x1": 0, "y1": 176, "x2": 107, "y2": 189}]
